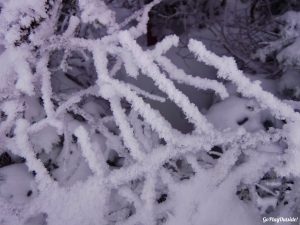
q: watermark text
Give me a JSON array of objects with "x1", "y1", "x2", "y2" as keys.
[{"x1": 263, "y1": 217, "x2": 299, "y2": 223}]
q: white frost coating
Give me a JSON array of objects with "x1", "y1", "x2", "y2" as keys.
[
  {"x1": 151, "y1": 35, "x2": 180, "y2": 57},
  {"x1": 120, "y1": 50, "x2": 139, "y2": 78},
  {"x1": 94, "y1": 51, "x2": 207, "y2": 148},
  {"x1": 94, "y1": 47, "x2": 225, "y2": 148},
  {"x1": 118, "y1": 186, "x2": 143, "y2": 209},
  {"x1": 75, "y1": 126, "x2": 104, "y2": 176},
  {"x1": 37, "y1": 55, "x2": 55, "y2": 118},
  {"x1": 93, "y1": 64, "x2": 176, "y2": 145},
  {"x1": 63, "y1": 16, "x2": 80, "y2": 37},
  {"x1": 114, "y1": 8, "x2": 144, "y2": 33},
  {"x1": 127, "y1": 83, "x2": 166, "y2": 102},
  {"x1": 119, "y1": 31, "x2": 214, "y2": 134},
  {"x1": 93, "y1": 47, "x2": 109, "y2": 87},
  {"x1": 1, "y1": 1, "x2": 299, "y2": 224},
  {"x1": 9, "y1": 48, "x2": 35, "y2": 96},
  {"x1": 0, "y1": 0, "x2": 47, "y2": 21},
  {"x1": 27, "y1": 177, "x2": 107, "y2": 225},
  {"x1": 109, "y1": 57, "x2": 123, "y2": 77},
  {"x1": 156, "y1": 55, "x2": 229, "y2": 99},
  {"x1": 109, "y1": 96, "x2": 145, "y2": 162},
  {"x1": 93, "y1": 48, "x2": 182, "y2": 145},
  {"x1": 107, "y1": 81, "x2": 175, "y2": 143},
  {"x1": 55, "y1": 85, "x2": 98, "y2": 116},
  {"x1": 93, "y1": 48, "x2": 145, "y2": 162},
  {"x1": 0, "y1": 0, "x2": 48, "y2": 44},
  {"x1": 78, "y1": 0, "x2": 117, "y2": 27},
  {"x1": 188, "y1": 39, "x2": 300, "y2": 122},
  {"x1": 128, "y1": 0, "x2": 162, "y2": 38},
  {"x1": 150, "y1": 35, "x2": 228, "y2": 99},
  {"x1": 140, "y1": 172, "x2": 156, "y2": 225},
  {"x1": 15, "y1": 119, "x2": 53, "y2": 190}
]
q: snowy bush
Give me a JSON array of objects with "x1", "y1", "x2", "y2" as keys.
[
  {"x1": 255, "y1": 9, "x2": 300, "y2": 67},
  {"x1": 0, "y1": 0, "x2": 300, "y2": 225}
]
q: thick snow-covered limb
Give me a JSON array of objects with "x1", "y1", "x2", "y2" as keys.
[
  {"x1": 62, "y1": 16, "x2": 80, "y2": 37},
  {"x1": 37, "y1": 55, "x2": 55, "y2": 118},
  {"x1": 93, "y1": 47, "x2": 110, "y2": 87},
  {"x1": 1, "y1": 0, "x2": 297, "y2": 224},
  {"x1": 8, "y1": 48, "x2": 35, "y2": 96},
  {"x1": 107, "y1": 126, "x2": 268, "y2": 188},
  {"x1": 15, "y1": 119, "x2": 53, "y2": 190},
  {"x1": 189, "y1": 39, "x2": 300, "y2": 122},
  {"x1": 74, "y1": 126, "x2": 104, "y2": 177},
  {"x1": 25, "y1": 116, "x2": 63, "y2": 137},
  {"x1": 149, "y1": 35, "x2": 228, "y2": 99},
  {"x1": 140, "y1": 171, "x2": 157, "y2": 225},
  {"x1": 109, "y1": 96, "x2": 145, "y2": 162},
  {"x1": 119, "y1": 31, "x2": 214, "y2": 134},
  {"x1": 119, "y1": 50, "x2": 139, "y2": 78},
  {"x1": 96, "y1": 75, "x2": 225, "y2": 149},
  {"x1": 156, "y1": 55, "x2": 229, "y2": 99},
  {"x1": 93, "y1": 47, "x2": 145, "y2": 162},
  {"x1": 97, "y1": 77, "x2": 177, "y2": 145},
  {"x1": 93, "y1": 47, "x2": 183, "y2": 146},
  {"x1": 151, "y1": 35, "x2": 180, "y2": 57},
  {"x1": 55, "y1": 85, "x2": 98, "y2": 116},
  {"x1": 128, "y1": 111, "x2": 158, "y2": 152}
]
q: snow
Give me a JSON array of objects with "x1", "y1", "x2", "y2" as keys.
[
  {"x1": 37, "y1": 55, "x2": 55, "y2": 117},
  {"x1": 10, "y1": 48, "x2": 35, "y2": 96},
  {"x1": 0, "y1": 1, "x2": 300, "y2": 225},
  {"x1": 63, "y1": 16, "x2": 80, "y2": 38},
  {"x1": 78, "y1": 0, "x2": 117, "y2": 27},
  {"x1": 15, "y1": 119, "x2": 53, "y2": 191},
  {"x1": 31, "y1": 125, "x2": 59, "y2": 154},
  {"x1": 156, "y1": 55, "x2": 229, "y2": 99},
  {"x1": 0, "y1": 0, "x2": 47, "y2": 44},
  {"x1": 119, "y1": 31, "x2": 214, "y2": 135},
  {"x1": 0, "y1": 164, "x2": 37, "y2": 204},
  {"x1": 189, "y1": 39, "x2": 300, "y2": 123},
  {"x1": 206, "y1": 96, "x2": 263, "y2": 132},
  {"x1": 74, "y1": 126, "x2": 104, "y2": 176},
  {"x1": 109, "y1": 96, "x2": 145, "y2": 162}
]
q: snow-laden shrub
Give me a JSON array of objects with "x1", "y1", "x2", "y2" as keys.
[
  {"x1": 253, "y1": 8, "x2": 300, "y2": 104},
  {"x1": 255, "y1": 8, "x2": 300, "y2": 68},
  {"x1": 0, "y1": 0, "x2": 300, "y2": 225}
]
